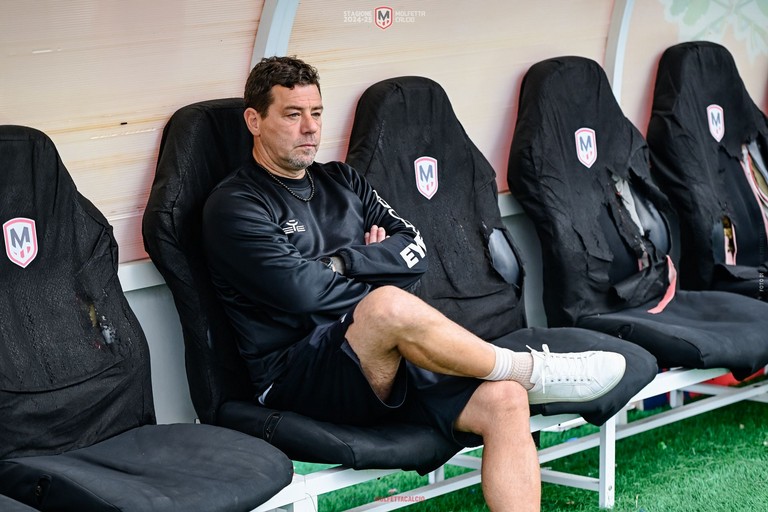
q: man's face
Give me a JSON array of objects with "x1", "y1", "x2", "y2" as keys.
[{"x1": 247, "y1": 84, "x2": 323, "y2": 177}]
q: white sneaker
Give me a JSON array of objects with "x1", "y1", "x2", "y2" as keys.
[{"x1": 526, "y1": 344, "x2": 626, "y2": 405}]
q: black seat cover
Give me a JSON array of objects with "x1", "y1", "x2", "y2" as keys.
[
  {"x1": 508, "y1": 57, "x2": 768, "y2": 379},
  {"x1": 0, "y1": 126, "x2": 292, "y2": 510},
  {"x1": 143, "y1": 99, "x2": 460, "y2": 473},
  {"x1": 346, "y1": 76, "x2": 658, "y2": 425},
  {"x1": 0, "y1": 126, "x2": 153, "y2": 460},
  {"x1": 0, "y1": 493, "x2": 37, "y2": 511},
  {"x1": 347, "y1": 77, "x2": 524, "y2": 340},
  {"x1": 647, "y1": 41, "x2": 768, "y2": 298}
]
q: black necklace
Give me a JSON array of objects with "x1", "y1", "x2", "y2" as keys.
[{"x1": 261, "y1": 165, "x2": 315, "y2": 202}]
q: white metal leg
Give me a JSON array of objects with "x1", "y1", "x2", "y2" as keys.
[
  {"x1": 669, "y1": 389, "x2": 685, "y2": 408},
  {"x1": 428, "y1": 466, "x2": 445, "y2": 484},
  {"x1": 289, "y1": 496, "x2": 317, "y2": 512},
  {"x1": 598, "y1": 416, "x2": 616, "y2": 508}
]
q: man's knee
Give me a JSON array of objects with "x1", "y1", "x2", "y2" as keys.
[
  {"x1": 457, "y1": 381, "x2": 530, "y2": 435},
  {"x1": 346, "y1": 286, "x2": 415, "y2": 352},
  {"x1": 356, "y1": 285, "x2": 423, "y2": 329},
  {"x1": 477, "y1": 380, "x2": 530, "y2": 416}
]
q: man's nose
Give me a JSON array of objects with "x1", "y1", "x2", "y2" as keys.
[{"x1": 301, "y1": 113, "x2": 320, "y2": 133}]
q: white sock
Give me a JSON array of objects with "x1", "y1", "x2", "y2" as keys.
[{"x1": 483, "y1": 345, "x2": 534, "y2": 389}]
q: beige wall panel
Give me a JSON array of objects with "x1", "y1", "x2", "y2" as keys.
[
  {"x1": 1, "y1": 0, "x2": 263, "y2": 262},
  {"x1": 622, "y1": 0, "x2": 768, "y2": 134},
  {"x1": 7, "y1": 1, "x2": 765, "y2": 265},
  {"x1": 287, "y1": 0, "x2": 614, "y2": 194}
]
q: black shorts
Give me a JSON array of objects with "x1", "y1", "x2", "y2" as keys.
[{"x1": 262, "y1": 306, "x2": 484, "y2": 447}]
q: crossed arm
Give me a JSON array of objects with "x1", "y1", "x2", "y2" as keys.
[{"x1": 329, "y1": 224, "x2": 388, "y2": 273}]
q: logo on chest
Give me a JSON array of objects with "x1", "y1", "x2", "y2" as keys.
[{"x1": 282, "y1": 219, "x2": 306, "y2": 235}]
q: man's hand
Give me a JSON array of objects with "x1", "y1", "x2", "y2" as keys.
[{"x1": 364, "y1": 225, "x2": 387, "y2": 245}]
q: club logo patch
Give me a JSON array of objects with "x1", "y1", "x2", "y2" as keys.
[
  {"x1": 374, "y1": 6, "x2": 393, "y2": 29},
  {"x1": 414, "y1": 156, "x2": 438, "y2": 200},
  {"x1": 3, "y1": 217, "x2": 38, "y2": 268},
  {"x1": 282, "y1": 219, "x2": 306, "y2": 235},
  {"x1": 707, "y1": 104, "x2": 724, "y2": 142},
  {"x1": 575, "y1": 127, "x2": 597, "y2": 168}
]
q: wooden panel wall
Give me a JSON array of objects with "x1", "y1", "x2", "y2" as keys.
[
  {"x1": 0, "y1": 0, "x2": 262, "y2": 262},
  {"x1": 2, "y1": 1, "x2": 768, "y2": 264},
  {"x1": 287, "y1": 0, "x2": 614, "y2": 191},
  {"x1": 621, "y1": 0, "x2": 768, "y2": 132}
]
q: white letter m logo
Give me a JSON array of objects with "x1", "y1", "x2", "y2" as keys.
[
  {"x1": 707, "y1": 104, "x2": 724, "y2": 142},
  {"x1": 575, "y1": 127, "x2": 597, "y2": 168},
  {"x1": 374, "y1": 6, "x2": 393, "y2": 29},
  {"x1": 3, "y1": 217, "x2": 39, "y2": 268},
  {"x1": 414, "y1": 156, "x2": 438, "y2": 199}
]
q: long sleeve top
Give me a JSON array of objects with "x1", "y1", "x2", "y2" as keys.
[{"x1": 203, "y1": 160, "x2": 427, "y2": 391}]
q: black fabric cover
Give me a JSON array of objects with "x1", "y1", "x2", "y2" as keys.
[
  {"x1": 143, "y1": 99, "x2": 461, "y2": 474},
  {"x1": 508, "y1": 58, "x2": 677, "y2": 327},
  {"x1": 0, "y1": 126, "x2": 154, "y2": 459},
  {"x1": 647, "y1": 41, "x2": 768, "y2": 297},
  {"x1": 0, "y1": 125, "x2": 293, "y2": 510},
  {"x1": 346, "y1": 76, "x2": 658, "y2": 426},
  {"x1": 0, "y1": 494, "x2": 37, "y2": 512},
  {"x1": 144, "y1": 99, "x2": 254, "y2": 424},
  {"x1": 347, "y1": 76, "x2": 525, "y2": 341},
  {"x1": 0, "y1": 424, "x2": 291, "y2": 512},
  {"x1": 507, "y1": 57, "x2": 768, "y2": 379}
]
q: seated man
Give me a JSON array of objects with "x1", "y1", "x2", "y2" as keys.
[{"x1": 203, "y1": 56, "x2": 625, "y2": 511}]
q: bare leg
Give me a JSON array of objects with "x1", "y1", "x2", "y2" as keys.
[
  {"x1": 455, "y1": 381, "x2": 541, "y2": 512},
  {"x1": 345, "y1": 286, "x2": 497, "y2": 399}
]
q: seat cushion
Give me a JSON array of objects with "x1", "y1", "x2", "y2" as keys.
[
  {"x1": 578, "y1": 289, "x2": 768, "y2": 379},
  {"x1": 0, "y1": 495, "x2": 37, "y2": 512},
  {"x1": 711, "y1": 263, "x2": 768, "y2": 298},
  {"x1": 218, "y1": 401, "x2": 459, "y2": 474},
  {"x1": 0, "y1": 423, "x2": 293, "y2": 512}
]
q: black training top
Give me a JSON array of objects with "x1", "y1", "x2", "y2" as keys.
[{"x1": 203, "y1": 159, "x2": 427, "y2": 391}]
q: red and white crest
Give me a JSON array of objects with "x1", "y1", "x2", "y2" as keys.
[
  {"x1": 374, "y1": 6, "x2": 393, "y2": 29},
  {"x1": 414, "y1": 156, "x2": 438, "y2": 200},
  {"x1": 707, "y1": 104, "x2": 724, "y2": 142},
  {"x1": 3, "y1": 217, "x2": 38, "y2": 268},
  {"x1": 575, "y1": 127, "x2": 597, "y2": 168}
]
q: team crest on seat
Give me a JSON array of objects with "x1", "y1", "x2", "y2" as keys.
[
  {"x1": 707, "y1": 104, "x2": 724, "y2": 142},
  {"x1": 3, "y1": 217, "x2": 38, "y2": 268},
  {"x1": 575, "y1": 128, "x2": 597, "y2": 168},
  {"x1": 414, "y1": 156, "x2": 438, "y2": 199}
]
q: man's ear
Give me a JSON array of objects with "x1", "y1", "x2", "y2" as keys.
[{"x1": 244, "y1": 107, "x2": 260, "y2": 136}]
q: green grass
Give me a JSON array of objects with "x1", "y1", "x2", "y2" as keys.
[{"x1": 294, "y1": 399, "x2": 768, "y2": 511}]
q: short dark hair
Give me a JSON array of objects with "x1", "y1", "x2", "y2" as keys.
[{"x1": 244, "y1": 56, "x2": 321, "y2": 116}]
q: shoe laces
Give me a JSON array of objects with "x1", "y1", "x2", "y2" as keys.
[{"x1": 527, "y1": 344, "x2": 593, "y2": 394}]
